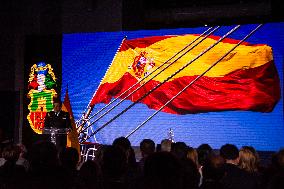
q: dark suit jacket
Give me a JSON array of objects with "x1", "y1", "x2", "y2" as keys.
[
  {"x1": 44, "y1": 110, "x2": 71, "y2": 130},
  {"x1": 220, "y1": 163, "x2": 258, "y2": 189}
]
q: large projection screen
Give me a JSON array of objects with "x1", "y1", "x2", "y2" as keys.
[{"x1": 62, "y1": 23, "x2": 283, "y2": 151}]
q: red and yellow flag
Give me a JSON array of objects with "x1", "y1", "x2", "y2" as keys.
[
  {"x1": 90, "y1": 34, "x2": 280, "y2": 114},
  {"x1": 62, "y1": 89, "x2": 80, "y2": 155}
]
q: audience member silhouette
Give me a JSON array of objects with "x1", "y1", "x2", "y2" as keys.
[
  {"x1": 266, "y1": 148, "x2": 284, "y2": 189},
  {"x1": 239, "y1": 146, "x2": 263, "y2": 187},
  {"x1": 101, "y1": 145, "x2": 128, "y2": 189},
  {"x1": 160, "y1": 139, "x2": 172, "y2": 152},
  {"x1": 200, "y1": 154, "x2": 225, "y2": 189},
  {"x1": 187, "y1": 146, "x2": 200, "y2": 169},
  {"x1": 15, "y1": 143, "x2": 29, "y2": 171},
  {"x1": 112, "y1": 137, "x2": 140, "y2": 183},
  {"x1": 220, "y1": 143, "x2": 258, "y2": 189},
  {"x1": 27, "y1": 141, "x2": 67, "y2": 189},
  {"x1": 239, "y1": 146, "x2": 260, "y2": 173},
  {"x1": 59, "y1": 147, "x2": 79, "y2": 171},
  {"x1": 187, "y1": 146, "x2": 202, "y2": 186},
  {"x1": 1, "y1": 134, "x2": 283, "y2": 189},
  {"x1": 139, "y1": 138, "x2": 155, "y2": 170},
  {"x1": 171, "y1": 142, "x2": 189, "y2": 160},
  {"x1": 0, "y1": 144, "x2": 26, "y2": 189},
  {"x1": 143, "y1": 151, "x2": 183, "y2": 189},
  {"x1": 0, "y1": 128, "x2": 12, "y2": 154},
  {"x1": 112, "y1": 136, "x2": 134, "y2": 166},
  {"x1": 171, "y1": 142, "x2": 200, "y2": 189},
  {"x1": 79, "y1": 159, "x2": 102, "y2": 189},
  {"x1": 197, "y1": 143, "x2": 213, "y2": 167}
]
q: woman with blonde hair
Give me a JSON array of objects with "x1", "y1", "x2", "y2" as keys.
[
  {"x1": 239, "y1": 146, "x2": 262, "y2": 188},
  {"x1": 239, "y1": 146, "x2": 259, "y2": 173},
  {"x1": 187, "y1": 147, "x2": 203, "y2": 186},
  {"x1": 187, "y1": 147, "x2": 199, "y2": 167}
]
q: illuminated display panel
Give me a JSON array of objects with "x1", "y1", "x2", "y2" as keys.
[{"x1": 62, "y1": 23, "x2": 284, "y2": 151}]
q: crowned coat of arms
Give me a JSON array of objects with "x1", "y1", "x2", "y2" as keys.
[
  {"x1": 27, "y1": 62, "x2": 57, "y2": 134},
  {"x1": 129, "y1": 51, "x2": 155, "y2": 80}
]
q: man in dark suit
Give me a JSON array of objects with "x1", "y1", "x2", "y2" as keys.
[
  {"x1": 44, "y1": 100, "x2": 71, "y2": 152},
  {"x1": 219, "y1": 144, "x2": 258, "y2": 189}
]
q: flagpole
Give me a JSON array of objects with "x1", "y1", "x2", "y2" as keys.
[{"x1": 77, "y1": 37, "x2": 127, "y2": 134}]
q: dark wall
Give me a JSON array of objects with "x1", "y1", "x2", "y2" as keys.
[
  {"x1": 122, "y1": 0, "x2": 283, "y2": 30},
  {"x1": 0, "y1": 0, "x2": 62, "y2": 146},
  {"x1": 0, "y1": 92, "x2": 18, "y2": 141},
  {"x1": 22, "y1": 35, "x2": 62, "y2": 149},
  {"x1": 0, "y1": 35, "x2": 15, "y2": 91},
  {"x1": 62, "y1": 0, "x2": 122, "y2": 32}
]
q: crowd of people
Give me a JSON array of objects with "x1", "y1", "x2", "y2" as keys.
[{"x1": 0, "y1": 136, "x2": 284, "y2": 189}]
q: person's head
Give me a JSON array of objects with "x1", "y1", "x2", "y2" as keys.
[
  {"x1": 220, "y1": 144, "x2": 239, "y2": 164},
  {"x1": 102, "y1": 145, "x2": 127, "y2": 178},
  {"x1": 112, "y1": 136, "x2": 136, "y2": 166},
  {"x1": 16, "y1": 143, "x2": 28, "y2": 159},
  {"x1": 140, "y1": 139, "x2": 155, "y2": 158},
  {"x1": 160, "y1": 139, "x2": 172, "y2": 152},
  {"x1": 112, "y1": 136, "x2": 131, "y2": 153},
  {"x1": 187, "y1": 147, "x2": 199, "y2": 167},
  {"x1": 2, "y1": 145, "x2": 21, "y2": 163},
  {"x1": 197, "y1": 143, "x2": 213, "y2": 166},
  {"x1": 239, "y1": 146, "x2": 259, "y2": 173},
  {"x1": 28, "y1": 141, "x2": 59, "y2": 172},
  {"x1": 79, "y1": 160, "x2": 102, "y2": 187},
  {"x1": 202, "y1": 154, "x2": 225, "y2": 181},
  {"x1": 53, "y1": 99, "x2": 62, "y2": 112},
  {"x1": 171, "y1": 142, "x2": 188, "y2": 160},
  {"x1": 59, "y1": 147, "x2": 79, "y2": 170},
  {"x1": 276, "y1": 148, "x2": 284, "y2": 169},
  {"x1": 144, "y1": 152, "x2": 182, "y2": 189}
]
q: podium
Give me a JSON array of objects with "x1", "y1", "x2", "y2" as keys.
[{"x1": 43, "y1": 127, "x2": 70, "y2": 145}]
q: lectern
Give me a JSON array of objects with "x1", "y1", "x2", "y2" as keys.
[{"x1": 43, "y1": 127, "x2": 70, "y2": 145}]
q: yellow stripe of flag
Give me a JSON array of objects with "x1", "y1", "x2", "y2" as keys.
[{"x1": 101, "y1": 35, "x2": 272, "y2": 84}]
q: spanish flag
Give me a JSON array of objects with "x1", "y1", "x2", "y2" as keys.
[
  {"x1": 62, "y1": 89, "x2": 80, "y2": 155},
  {"x1": 90, "y1": 34, "x2": 280, "y2": 114}
]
